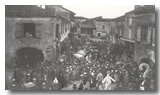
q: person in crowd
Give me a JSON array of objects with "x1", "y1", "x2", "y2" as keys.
[
  {"x1": 102, "y1": 70, "x2": 116, "y2": 90},
  {"x1": 72, "y1": 84, "x2": 77, "y2": 90},
  {"x1": 96, "y1": 71, "x2": 104, "y2": 90},
  {"x1": 89, "y1": 70, "x2": 97, "y2": 90}
]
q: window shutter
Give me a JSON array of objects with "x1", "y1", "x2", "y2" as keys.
[
  {"x1": 128, "y1": 28, "x2": 132, "y2": 39},
  {"x1": 129, "y1": 17, "x2": 132, "y2": 25},
  {"x1": 120, "y1": 29, "x2": 122, "y2": 36},
  {"x1": 15, "y1": 23, "x2": 24, "y2": 38},
  {"x1": 141, "y1": 27, "x2": 147, "y2": 42},
  {"x1": 147, "y1": 27, "x2": 152, "y2": 44},
  {"x1": 35, "y1": 23, "x2": 42, "y2": 39},
  {"x1": 137, "y1": 27, "x2": 141, "y2": 41},
  {"x1": 152, "y1": 28, "x2": 155, "y2": 45}
]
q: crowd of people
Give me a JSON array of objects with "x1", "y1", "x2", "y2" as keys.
[{"x1": 10, "y1": 35, "x2": 155, "y2": 90}]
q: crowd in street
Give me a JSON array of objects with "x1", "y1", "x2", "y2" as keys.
[{"x1": 10, "y1": 35, "x2": 155, "y2": 90}]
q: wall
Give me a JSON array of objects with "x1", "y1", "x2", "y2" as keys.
[
  {"x1": 134, "y1": 42, "x2": 155, "y2": 64},
  {"x1": 93, "y1": 21, "x2": 110, "y2": 38},
  {"x1": 5, "y1": 17, "x2": 57, "y2": 68}
]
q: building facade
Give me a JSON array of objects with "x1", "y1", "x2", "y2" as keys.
[
  {"x1": 5, "y1": 5, "x2": 74, "y2": 69},
  {"x1": 120, "y1": 5, "x2": 155, "y2": 64},
  {"x1": 114, "y1": 15, "x2": 125, "y2": 39},
  {"x1": 79, "y1": 20, "x2": 96, "y2": 37}
]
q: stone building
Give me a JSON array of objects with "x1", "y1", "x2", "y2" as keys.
[
  {"x1": 5, "y1": 5, "x2": 74, "y2": 69},
  {"x1": 132, "y1": 5, "x2": 155, "y2": 65},
  {"x1": 79, "y1": 20, "x2": 96, "y2": 37},
  {"x1": 114, "y1": 15, "x2": 125, "y2": 39},
  {"x1": 92, "y1": 17, "x2": 117, "y2": 43},
  {"x1": 120, "y1": 5, "x2": 155, "y2": 64}
]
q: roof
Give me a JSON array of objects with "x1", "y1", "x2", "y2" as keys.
[
  {"x1": 46, "y1": 5, "x2": 76, "y2": 15},
  {"x1": 91, "y1": 16, "x2": 115, "y2": 22},
  {"x1": 57, "y1": 16, "x2": 71, "y2": 23},
  {"x1": 114, "y1": 15, "x2": 125, "y2": 21},
  {"x1": 5, "y1": 5, "x2": 56, "y2": 17},
  {"x1": 126, "y1": 5, "x2": 155, "y2": 15},
  {"x1": 80, "y1": 20, "x2": 96, "y2": 29},
  {"x1": 96, "y1": 19, "x2": 114, "y2": 22},
  {"x1": 74, "y1": 16, "x2": 88, "y2": 19}
]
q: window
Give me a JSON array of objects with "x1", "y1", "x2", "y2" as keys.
[
  {"x1": 147, "y1": 27, "x2": 152, "y2": 44},
  {"x1": 97, "y1": 33, "x2": 101, "y2": 37},
  {"x1": 15, "y1": 22, "x2": 42, "y2": 39},
  {"x1": 56, "y1": 24, "x2": 60, "y2": 39},
  {"x1": 128, "y1": 28, "x2": 132, "y2": 39},
  {"x1": 128, "y1": 17, "x2": 132, "y2": 25},
  {"x1": 141, "y1": 26, "x2": 148, "y2": 42},
  {"x1": 118, "y1": 22, "x2": 121, "y2": 25},
  {"x1": 119, "y1": 29, "x2": 122, "y2": 36},
  {"x1": 61, "y1": 23, "x2": 64, "y2": 34},
  {"x1": 137, "y1": 27, "x2": 141, "y2": 41},
  {"x1": 102, "y1": 25, "x2": 105, "y2": 30},
  {"x1": 152, "y1": 28, "x2": 155, "y2": 46},
  {"x1": 24, "y1": 23, "x2": 35, "y2": 37},
  {"x1": 66, "y1": 24, "x2": 69, "y2": 32}
]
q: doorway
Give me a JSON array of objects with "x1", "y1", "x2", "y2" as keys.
[{"x1": 16, "y1": 47, "x2": 44, "y2": 69}]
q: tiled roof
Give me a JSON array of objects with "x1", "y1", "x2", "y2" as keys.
[
  {"x1": 5, "y1": 5, "x2": 56, "y2": 17},
  {"x1": 80, "y1": 20, "x2": 96, "y2": 29}
]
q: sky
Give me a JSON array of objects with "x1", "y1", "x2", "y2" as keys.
[{"x1": 63, "y1": 5, "x2": 134, "y2": 19}]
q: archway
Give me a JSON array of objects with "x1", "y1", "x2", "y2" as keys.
[{"x1": 16, "y1": 47, "x2": 44, "y2": 69}]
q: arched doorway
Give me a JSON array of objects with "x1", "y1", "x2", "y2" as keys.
[{"x1": 16, "y1": 47, "x2": 44, "y2": 69}]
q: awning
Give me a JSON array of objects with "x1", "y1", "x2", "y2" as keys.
[{"x1": 73, "y1": 50, "x2": 86, "y2": 58}]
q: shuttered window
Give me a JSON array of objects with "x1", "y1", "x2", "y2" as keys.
[
  {"x1": 152, "y1": 28, "x2": 155, "y2": 46},
  {"x1": 15, "y1": 22, "x2": 42, "y2": 39}
]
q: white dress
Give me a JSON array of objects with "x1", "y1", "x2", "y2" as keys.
[{"x1": 102, "y1": 75, "x2": 115, "y2": 90}]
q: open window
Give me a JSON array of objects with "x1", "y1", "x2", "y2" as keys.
[
  {"x1": 24, "y1": 23, "x2": 36, "y2": 37},
  {"x1": 97, "y1": 33, "x2": 101, "y2": 37},
  {"x1": 15, "y1": 22, "x2": 42, "y2": 39},
  {"x1": 102, "y1": 25, "x2": 105, "y2": 30},
  {"x1": 56, "y1": 24, "x2": 60, "y2": 39}
]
